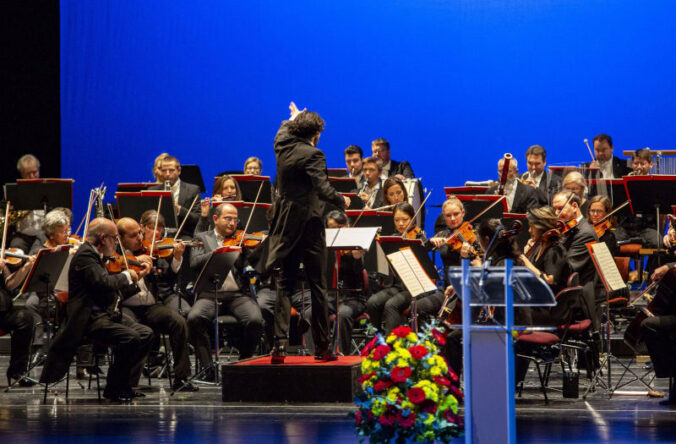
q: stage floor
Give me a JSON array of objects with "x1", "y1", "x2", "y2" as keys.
[{"x1": 2, "y1": 356, "x2": 676, "y2": 443}]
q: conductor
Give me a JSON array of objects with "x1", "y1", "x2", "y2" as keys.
[{"x1": 266, "y1": 102, "x2": 350, "y2": 363}]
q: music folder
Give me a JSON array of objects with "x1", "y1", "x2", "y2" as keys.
[
  {"x1": 20, "y1": 245, "x2": 72, "y2": 294},
  {"x1": 116, "y1": 190, "x2": 178, "y2": 228},
  {"x1": 587, "y1": 241, "x2": 627, "y2": 295},
  {"x1": 325, "y1": 227, "x2": 379, "y2": 252},
  {"x1": 386, "y1": 247, "x2": 437, "y2": 298},
  {"x1": 14, "y1": 179, "x2": 74, "y2": 211},
  {"x1": 229, "y1": 175, "x2": 272, "y2": 204},
  {"x1": 193, "y1": 246, "x2": 241, "y2": 296}
]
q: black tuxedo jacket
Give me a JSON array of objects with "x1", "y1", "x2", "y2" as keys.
[
  {"x1": 486, "y1": 181, "x2": 539, "y2": 214},
  {"x1": 388, "y1": 159, "x2": 415, "y2": 179},
  {"x1": 41, "y1": 242, "x2": 140, "y2": 383},
  {"x1": 150, "y1": 180, "x2": 201, "y2": 238},
  {"x1": 560, "y1": 218, "x2": 598, "y2": 286},
  {"x1": 534, "y1": 171, "x2": 562, "y2": 206},
  {"x1": 582, "y1": 156, "x2": 631, "y2": 179},
  {"x1": 266, "y1": 121, "x2": 345, "y2": 269}
]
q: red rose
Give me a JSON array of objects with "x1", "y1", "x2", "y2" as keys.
[
  {"x1": 432, "y1": 375, "x2": 451, "y2": 387},
  {"x1": 357, "y1": 371, "x2": 376, "y2": 384},
  {"x1": 378, "y1": 414, "x2": 394, "y2": 426},
  {"x1": 397, "y1": 412, "x2": 416, "y2": 428},
  {"x1": 390, "y1": 366, "x2": 412, "y2": 383},
  {"x1": 391, "y1": 326, "x2": 413, "y2": 338},
  {"x1": 361, "y1": 336, "x2": 378, "y2": 357},
  {"x1": 372, "y1": 344, "x2": 392, "y2": 361},
  {"x1": 408, "y1": 345, "x2": 428, "y2": 359},
  {"x1": 432, "y1": 328, "x2": 447, "y2": 345},
  {"x1": 450, "y1": 384, "x2": 464, "y2": 400},
  {"x1": 406, "y1": 386, "x2": 426, "y2": 404},
  {"x1": 374, "y1": 380, "x2": 393, "y2": 392},
  {"x1": 448, "y1": 367, "x2": 459, "y2": 382}
]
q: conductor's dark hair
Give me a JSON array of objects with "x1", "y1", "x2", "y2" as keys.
[
  {"x1": 593, "y1": 133, "x2": 613, "y2": 148},
  {"x1": 326, "y1": 210, "x2": 349, "y2": 227},
  {"x1": 288, "y1": 111, "x2": 325, "y2": 140},
  {"x1": 344, "y1": 145, "x2": 363, "y2": 158}
]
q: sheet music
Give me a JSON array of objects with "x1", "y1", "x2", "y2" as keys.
[
  {"x1": 387, "y1": 247, "x2": 437, "y2": 298},
  {"x1": 325, "y1": 227, "x2": 379, "y2": 251},
  {"x1": 55, "y1": 254, "x2": 73, "y2": 291},
  {"x1": 590, "y1": 242, "x2": 626, "y2": 293}
]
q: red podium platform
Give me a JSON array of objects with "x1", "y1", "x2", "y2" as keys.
[{"x1": 221, "y1": 356, "x2": 363, "y2": 403}]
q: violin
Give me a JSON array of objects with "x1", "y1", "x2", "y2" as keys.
[
  {"x1": 2, "y1": 248, "x2": 31, "y2": 266},
  {"x1": 104, "y1": 253, "x2": 147, "y2": 274},
  {"x1": 524, "y1": 221, "x2": 562, "y2": 262},
  {"x1": 141, "y1": 238, "x2": 204, "y2": 258},
  {"x1": 403, "y1": 226, "x2": 422, "y2": 240},
  {"x1": 592, "y1": 219, "x2": 612, "y2": 238},
  {"x1": 559, "y1": 218, "x2": 579, "y2": 235},
  {"x1": 445, "y1": 222, "x2": 481, "y2": 257},
  {"x1": 223, "y1": 230, "x2": 265, "y2": 249}
]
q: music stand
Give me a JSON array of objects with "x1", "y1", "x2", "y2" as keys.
[
  {"x1": 180, "y1": 165, "x2": 206, "y2": 193},
  {"x1": 15, "y1": 179, "x2": 74, "y2": 211},
  {"x1": 329, "y1": 177, "x2": 359, "y2": 193},
  {"x1": 444, "y1": 186, "x2": 489, "y2": 196},
  {"x1": 624, "y1": 175, "x2": 676, "y2": 247},
  {"x1": 19, "y1": 245, "x2": 72, "y2": 381},
  {"x1": 230, "y1": 175, "x2": 272, "y2": 204},
  {"x1": 448, "y1": 261, "x2": 556, "y2": 444},
  {"x1": 325, "y1": 227, "x2": 379, "y2": 354},
  {"x1": 327, "y1": 168, "x2": 348, "y2": 178},
  {"x1": 173, "y1": 246, "x2": 240, "y2": 393},
  {"x1": 116, "y1": 191, "x2": 178, "y2": 229},
  {"x1": 346, "y1": 210, "x2": 395, "y2": 234},
  {"x1": 457, "y1": 195, "x2": 506, "y2": 221},
  {"x1": 116, "y1": 182, "x2": 155, "y2": 193}
]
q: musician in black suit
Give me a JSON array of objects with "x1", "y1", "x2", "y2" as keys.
[
  {"x1": 582, "y1": 133, "x2": 631, "y2": 180},
  {"x1": 357, "y1": 157, "x2": 384, "y2": 209},
  {"x1": 522, "y1": 145, "x2": 562, "y2": 205},
  {"x1": 150, "y1": 155, "x2": 201, "y2": 237},
  {"x1": 117, "y1": 216, "x2": 197, "y2": 392},
  {"x1": 1, "y1": 255, "x2": 36, "y2": 386},
  {"x1": 486, "y1": 157, "x2": 539, "y2": 214},
  {"x1": 266, "y1": 102, "x2": 349, "y2": 363},
  {"x1": 188, "y1": 203, "x2": 264, "y2": 375},
  {"x1": 40, "y1": 218, "x2": 154, "y2": 402},
  {"x1": 371, "y1": 138, "x2": 414, "y2": 181}
]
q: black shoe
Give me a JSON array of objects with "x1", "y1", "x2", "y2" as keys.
[
  {"x1": 314, "y1": 352, "x2": 338, "y2": 362},
  {"x1": 271, "y1": 345, "x2": 287, "y2": 364},
  {"x1": 173, "y1": 379, "x2": 199, "y2": 392},
  {"x1": 103, "y1": 388, "x2": 133, "y2": 402},
  {"x1": 195, "y1": 367, "x2": 216, "y2": 383}
]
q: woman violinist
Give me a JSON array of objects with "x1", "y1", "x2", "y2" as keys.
[
  {"x1": 586, "y1": 195, "x2": 620, "y2": 257},
  {"x1": 429, "y1": 197, "x2": 483, "y2": 270}
]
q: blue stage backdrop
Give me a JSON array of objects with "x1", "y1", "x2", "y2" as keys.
[{"x1": 61, "y1": 1, "x2": 675, "y2": 233}]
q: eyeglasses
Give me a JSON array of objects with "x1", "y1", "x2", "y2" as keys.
[{"x1": 223, "y1": 217, "x2": 239, "y2": 223}]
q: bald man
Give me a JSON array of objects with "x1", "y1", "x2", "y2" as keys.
[
  {"x1": 40, "y1": 218, "x2": 154, "y2": 402},
  {"x1": 117, "y1": 217, "x2": 197, "y2": 392}
]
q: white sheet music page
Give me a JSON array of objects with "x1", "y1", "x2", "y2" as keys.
[
  {"x1": 590, "y1": 242, "x2": 626, "y2": 293},
  {"x1": 387, "y1": 247, "x2": 437, "y2": 298}
]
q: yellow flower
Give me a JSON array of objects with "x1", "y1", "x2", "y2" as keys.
[
  {"x1": 430, "y1": 366, "x2": 442, "y2": 376},
  {"x1": 386, "y1": 334, "x2": 396, "y2": 344},
  {"x1": 406, "y1": 332, "x2": 418, "y2": 342},
  {"x1": 372, "y1": 398, "x2": 387, "y2": 416},
  {"x1": 386, "y1": 386, "x2": 401, "y2": 403}
]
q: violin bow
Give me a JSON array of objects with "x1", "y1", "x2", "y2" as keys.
[
  {"x1": 149, "y1": 194, "x2": 163, "y2": 258},
  {"x1": 440, "y1": 195, "x2": 506, "y2": 246},
  {"x1": 174, "y1": 194, "x2": 200, "y2": 240},
  {"x1": 238, "y1": 181, "x2": 265, "y2": 249},
  {"x1": 399, "y1": 190, "x2": 432, "y2": 239},
  {"x1": 593, "y1": 200, "x2": 631, "y2": 227},
  {"x1": 1, "y1": 201, "x2": 10, "y2": 261},
  {"x1": 105, "y1": 204, "x2": 130, "y2": 271}
]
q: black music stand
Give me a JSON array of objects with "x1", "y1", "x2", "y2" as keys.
[
  {"x1": 16, "y1": 245, "x2": 72, "y2": 385},
  {"x1": 173, "y1": 247, "x2": 240, "y2": 393},
  {"x1": 587, "y1": 178, "x2": 629, "y2": 209},
  {"x1": 325, "y1": 227, "x2": 379, "y2": 355},
  {"x1": 15, "y1": 179, "x2": 74, "y2": 211},
  {"x1": 329, "y1": 177, "x2": 359, "y2": 193},
  {"x1": 458, "y1": 195, "x2": 506, "y2": 221},
  {"x1": 444, "y1": 186, "x2": 490, "y2": 196},
  {"x1": 625, "y1": 175, "x2": 676, "y2": 247},
  {"x1": 116, "y1": 183, "x2": 155, "y2": 194},
  {"x1": 346, "y1": 210, "x2": 395, "y2": 234},
  {"x1": 229, "y1": 175, "x2": 272, "y2": 204},
  {"x1": 180, "y1": 165, "x2": 206, "y2": 193},
  {"x1": 327, "y1": 168, "x2": 348, "y2": 178},
  {"x1": 116, "y1": 191, "x2": 178, "y2": 229}
]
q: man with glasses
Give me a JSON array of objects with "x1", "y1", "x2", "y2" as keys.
[
  {"x1": 40, "y1": 218, "x2": 154, "y2": 402},
  {"x1": 187, "y1": 203, "x2": 264, "y2": 378},
  {"x1": 371, "y1": 138, "x2": 414, "y2": 181}
]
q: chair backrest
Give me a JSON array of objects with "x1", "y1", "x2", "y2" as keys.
[
  {"x1": 566, "y1": 272, "x2": 580, "y2": 288},
  {"x1": 614, "y1": 256, "x2": 630, "y2": 282}
]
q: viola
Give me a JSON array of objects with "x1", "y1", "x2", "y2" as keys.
[
  {"x1": 223, "y1": 230, "x2": 265, "y2": 249},
  {"x1": 104, "y1": 253, "x2": 147, "y2": 274},
  {"x1": 592, "y1": 219, "x2": 612, "y2": 238},
  {"x1": 2, "y1": 248, "x2": 31, "y2": 266},
  {"x1": 445, "y1": 222, "x2": 480, "y2": 257},
  {"x1": 142, "y1": 238, "x2": 204, "y2": 258}
]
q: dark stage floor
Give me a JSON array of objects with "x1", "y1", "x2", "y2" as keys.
[{"x1": 2, "y1": 355, "x2": 676, "y2": 443}]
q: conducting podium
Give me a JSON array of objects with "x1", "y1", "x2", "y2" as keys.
[{"x1": 448, "y1": 260, "x2": 556, "y2": 444}]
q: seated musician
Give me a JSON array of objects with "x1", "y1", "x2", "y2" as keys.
[
  {"x1": 10, "y1": 154, "x2": 45, "y2": 253},
  {"x1": 487, "y1": 157, "x2": 539, "y2": 213},
  {"x1": 1, "y1": 254, "x2": 36, "y2": 386},
  {"x1": 116, "y1": 216, "x2": 198, "y2": 392},
  {"x1": 345, "y1": 145, "x2": 365, "y2": 189},
  {"x1": 365, "y1": 202, "x2": 427, "y2": 334},
  {"x1": 150, "y1": 155, "x2": 201, "y2": 238},
  {"x1": 519, "y1": 206, "x2": 572, "y2": 324},
  {"x1": 640, "y1": 262, "x2": 676, "y2": 405},
  {"x1": 303, "y1": 210, "x2": 366, "y2": 355},
  {"x1": 615, "y1": 148, "x2": 662, "y2": 250},
  {"x1": 552, "y1": 190, "x2": 601, "y2": 318},
  {"x1": 357, "y1": 157, "x2": 384, "y2": 210},
  {"x1": 586, "y1": 195, "x2": 620, "y2": 257},
  {"x1": 40, "y1": 218, "x2": 154, "y2": 402},
  {"x1": 665, "y1": 223, "x2": 675, "y2": 252},
  {"x1": 561, "y1": 171, "x2": 590, "y2": 216},
  {"x1": 381, "y1": 177, "x2": 409, "y2": 209},
  {"x1": 243, "y1": 157, "x2": 263, "y2": 175},
  {"x1": 152, "y1": 153, "x2": 169, "y2": 183},
  {"x1": 371, "y1": 138, "x2": 414, "y2": 181},
  {"x1": 582, "y1": 133, "x2": 632, "y2": 179},
  {"x1": 522, "y1": 145, "x2": 562, "y2": 205},
  {"x1": 196, "y1": 174, "x2": 243, "y2": 234},
  {"x1": 138, "y1": 210, "x2": 192, "y2": 314},
  {"x1": 188, "y1": 203, "x2": 264, "y2": 377}
]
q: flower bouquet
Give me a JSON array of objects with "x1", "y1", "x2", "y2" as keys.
[{"x1": 354, "y1": 324, "x2": 463, "y2": 443}]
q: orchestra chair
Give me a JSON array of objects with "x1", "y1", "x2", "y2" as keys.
[
  {"x1": 144, "y1": 333, "x2": 175, "y2": 388},
  {"x1": 618, "y1": 242, "x2": 643, "y2": 283},
  {"x1": 42, "y1": 338, "x2": 104, "y2": 403},
  {"x1": 217, "y1": 313, "x2": 242, "y2": 362},
  {"x1": 328, "y1": 269, "x2": 370, "y2": 355}
]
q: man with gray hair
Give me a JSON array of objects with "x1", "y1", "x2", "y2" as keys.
[
  {"x1": 16, "y1": 154, "x2": 40, "y2": 179},
  {"x1": 486, "y1": 156, "x2": 539, "y2": 213},
  {"x1": 10, "y1": 154, "x2": 44, "y2": 253}
]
